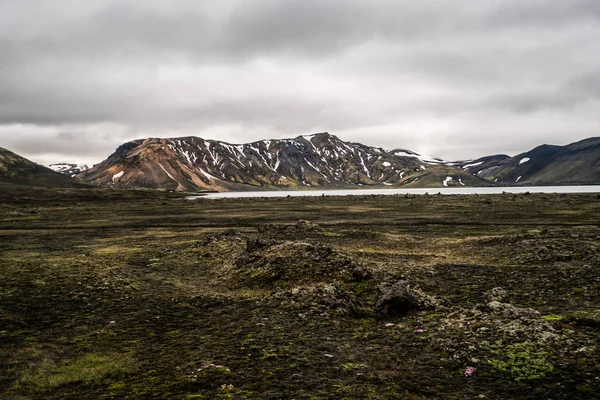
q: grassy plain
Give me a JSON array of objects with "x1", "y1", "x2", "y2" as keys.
[{"x1": 0, "y1": 188, "x2": 599, "y2": 399}]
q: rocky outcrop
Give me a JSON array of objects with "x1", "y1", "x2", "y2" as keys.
[
  {"x1": 258, "y1": 220, "x2": 322, "y2": 234},
  {"x1": 234, "y1": 240, "x2": 371, "y2": 288},
  {"x1": 374, "y1": 280, "x2": 438, "y2": 317},
  {"x1": 268, "y1": 283, "x2": 359, "y2": 316}
]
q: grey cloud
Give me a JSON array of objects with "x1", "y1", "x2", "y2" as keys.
[
  {"x1": 0, "y1": 0, "x2": 599, "y2": 164},
  {"x1": 486, "y1": 0, "x2": 600, "y2": 28}
]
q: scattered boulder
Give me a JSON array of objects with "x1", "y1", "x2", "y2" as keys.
[{"x1": 374, "y1": 280, "x2": 438, "y2": 317}]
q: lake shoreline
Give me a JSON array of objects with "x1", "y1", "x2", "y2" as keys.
[{"x1": 186, "y1": 185, "x2": 600, "y2": 199}]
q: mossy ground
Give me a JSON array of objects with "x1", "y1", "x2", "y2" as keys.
[{"x1": 0, "y1": 189, "x2": 599, "y2": 399}]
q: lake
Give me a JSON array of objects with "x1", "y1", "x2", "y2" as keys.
[{"x1": 186, "y1": 185, "x2": 600, "y2": 199}]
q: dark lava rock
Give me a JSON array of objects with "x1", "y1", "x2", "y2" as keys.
[
  {"x1": 295, "y1": 219, "x2": 320, "y2": 231},
  {"x1": 245, "y1": 237, "x2": 282, "y2": 253},
  {"x1": 374, "y1": 280, "x2": 438, "y2": 317},
  {"x1": 485, "y1": 287, "x2": 509, "y2": 303},
  {"x1": 565, "y1": 310, "x2": 600, "y2": 328},
  {"x1": 268, "y1": 283, "x2": 359, "y2": 316},
  {"x1": 257, "y1": 219, "x2": 321, "y2": 234},
  {"x1": 486, "y1": 300, "x2": 541, "y2": 319},
  {"x1": 350, "y1": 263, "x2": 373, "y2": 281},
  {"x1": 234, "y1": 240, "x2": 371, "y2": 288},
  {"x1": 197, "y1": 229, "x2": 243, "y2": 246}
]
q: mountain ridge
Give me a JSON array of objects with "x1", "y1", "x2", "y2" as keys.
[
  {"x1": 455, "y1": 137, "x2": 600, "y2": 185},
  {"x1": 77, "y1": 132, "x2": 491, "y2": 191},
  {"x1": 4, "y1": 134, "x2": 598, "y2": 191}
]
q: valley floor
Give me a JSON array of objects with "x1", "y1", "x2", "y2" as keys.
[{"x1": 0, "y1": 188, "x2": 599, "y2": 399}]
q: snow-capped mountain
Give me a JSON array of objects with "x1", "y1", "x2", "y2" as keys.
[
  {"x1": 49, "y1": 163, "x2": 89, "y2": 176},
  {"x1": 77, "y1": 132, "x2": 491, "y2": 191}
]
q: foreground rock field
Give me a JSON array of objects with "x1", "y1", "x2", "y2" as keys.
[{"x1": 0, "y1": 188, "x2": 599, "y2": 399}]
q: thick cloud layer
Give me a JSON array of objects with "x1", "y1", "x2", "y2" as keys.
[{"x1": 1, "y1": 0, "x2": 599, "y2": 165}]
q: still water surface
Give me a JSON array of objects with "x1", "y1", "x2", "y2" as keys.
[{"x1": 186, "y1": 185, "x2": 600, "y2": 199}]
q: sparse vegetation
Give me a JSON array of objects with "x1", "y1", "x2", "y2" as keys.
[
  {"x1": 488, "y1": 341, "x2": 554, "y2": 382},
  {"x1": 1, "y1": 188, "x2": 599, "y2": 398},
  {"x1": 17, "y1": 352, "x2": 138, "y2": 389}
]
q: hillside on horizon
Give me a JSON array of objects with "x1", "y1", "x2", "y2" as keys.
[{"x1": 0, "y1": 147, "x2": 89, "y2": 188}]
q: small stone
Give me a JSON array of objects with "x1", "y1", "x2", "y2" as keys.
[{"x1": 487, "y1": 301, "x2": 503, "y2": 311}]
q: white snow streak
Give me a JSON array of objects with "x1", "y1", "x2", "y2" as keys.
[
  {"x1": 462, "y1": 161, "x2": 483, "y2": 169},
  {"x1": 112, "y1": 171, "x2": 124, "y2": 182},
  {"x1": 199, "y1": 168, "x2": 217, "y2": 180},
  {"x1": 158, "y1": 164, "x2": 177, "y2": 182},
  {"x1": 394, "y1": 150, "x2": 443, "y2": 163}
]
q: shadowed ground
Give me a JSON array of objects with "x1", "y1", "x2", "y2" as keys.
[{"x1": 1, "y1": 188, "x2": 599, "y2": 399}]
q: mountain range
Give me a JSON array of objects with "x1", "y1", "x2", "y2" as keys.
[
  {"x1": 2, "y1": 133, "x2": 599, "y2": 191},
  {"x1": 77, "y1": 132, "x2": 492, "y2": 191},
  {"x1": 77, "y1": 133, "x2": 600, "y2": 191}
]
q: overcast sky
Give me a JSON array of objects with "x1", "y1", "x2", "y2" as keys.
[{"x1": 1, "y1": 0, "x2": 599, "y2": 166}]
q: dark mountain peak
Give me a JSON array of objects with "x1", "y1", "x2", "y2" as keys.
[{"x1": 461, "y1": 138, "x2": 600, "y2": 185}]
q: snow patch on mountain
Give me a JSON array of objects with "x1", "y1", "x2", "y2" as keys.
[
  {"x1": 49, "y1": 163, "x2": 89, "y2": 175},
  {"x1": 393, "y1": 150, "x2": 444, "y2": 164},
  {"x1": 159, "y1": 164, "x2": 177, "y2": 182},
  {"x1": 112, "y1": 171, "x2": 124, "y2": 182},
  {"x1": 462, "y1": 161, "x2": 483, "y2": 169}
]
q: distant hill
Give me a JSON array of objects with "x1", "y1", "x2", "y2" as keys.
[
  {"x1": 456, "y1": 137, "x2": 600, "y2": 185},
  {"x1": 0, "y1": 147, "x2": 89, "y2": 188},
  {"x1": 77, "y1": 132, "x2": 492, "y2": 191}
]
